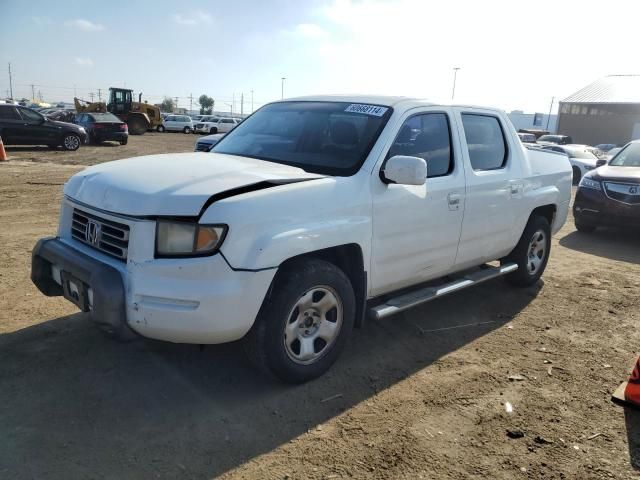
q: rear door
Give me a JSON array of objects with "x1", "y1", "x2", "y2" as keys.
[
  {"x1": 370, "y1": 107, "x2": 466, "y2": 295},
  {"x1": 0, "y1": 105, "x2": 24, "y2": 144},
  {"x1": 452, "y1": 109, "x2": 524, "y2": 268}
]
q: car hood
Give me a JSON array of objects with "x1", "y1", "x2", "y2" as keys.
[
  {"x1": 48, "y1": 119, "x2": 83, "y2": 130},
  {"x1": 591, "y1": 165, "x2": 640, "y2": 183},
  {"x1": 64, "y1": 152, "x2": 324, "y2": 216}
]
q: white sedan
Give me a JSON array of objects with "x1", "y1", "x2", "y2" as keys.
[{"x1": 541, "y1": 144, "x2": 598, "y2": 184}]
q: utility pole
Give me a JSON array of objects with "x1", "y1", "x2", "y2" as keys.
[
  {"x1": 451, "y1": 67, "x2": 460, "y2": 101},
  {"x1": 240, "y1": 93, "x2": 244, "y2": 116},
  {"x1": 8, "y1": 63, "x2": 14, "y2": 100},
  {"x1": 189, "y1": 93, "x2": 193, "y2": 114},
  {"x1": 97, "y1": 88, "x2": 102, "y2": 101},
  {"x1": 174, "y1": 96, "x2": 179, "y2": 112},
  {"x1": 232, "y1": 92, "x2": 235, "y2": 116},
  {"x1": 30, "y1": 84, "x2": 35, "y2": 100},
  {"x1": 546, "y1": 96, "x2": 555, "y2": 130},
  {"x1": 89, "y1": 92, "x2": 95, "y2": 102},
  {"x1": 281, "y1": 77, "x2": 286, "y2": 99},
  {"x1": 251, "y1": 89, "x2": 254, "y2": 113}
]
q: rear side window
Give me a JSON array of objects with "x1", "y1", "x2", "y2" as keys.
[
  {"x1": 461, "y1": 114, "x2": 508, "y2": 171},
  {"x1": 387, "y1": 112, "x2": 453, "y2": 178},
  {"x1": 0, "y1": 106, "x2": 21, "y2": 120}
]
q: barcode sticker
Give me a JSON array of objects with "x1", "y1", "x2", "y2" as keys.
[{"x1": 344, "y1": 104, "x2": 389, "y2": 117}]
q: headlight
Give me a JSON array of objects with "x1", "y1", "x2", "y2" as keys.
[
  {"x1": 155, "y1": 221, "x2": 227, "y2": 257},
  {"x1": 579, "y1": 177, "x2": 601, "y2": 191}
]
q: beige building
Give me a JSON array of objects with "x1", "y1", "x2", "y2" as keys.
[{"x1": 557, "y1": 75, "x2": 640, "y2": 146}]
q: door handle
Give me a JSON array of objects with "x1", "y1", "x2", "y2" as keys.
[{"x1": 447, "y1": 192, "x2": 461, "y2": 210}]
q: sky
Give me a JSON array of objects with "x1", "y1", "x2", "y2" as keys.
[{"x1": 1, "y1": 0, "x2": 638, "y2": 114}]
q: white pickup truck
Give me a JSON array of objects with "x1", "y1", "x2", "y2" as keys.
[{"x1": 32, "y1": 96, "x2": 572, "y2": 383}]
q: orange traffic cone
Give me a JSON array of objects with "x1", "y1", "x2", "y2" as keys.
[
  {"x1": 0, "y1": 136, "x2": 6, "y2": 161},
  {"x1": 612, "y1": 356, "x2": 640, "y2": 408}
]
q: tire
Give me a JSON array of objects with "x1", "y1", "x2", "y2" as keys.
[
  {"x1": 209, "y1": 127, "x2": 218, "y2": 134},
  {"x1": 157, "y1": 125, "x2": 165, "y2": 133},
  {"x1": 183, "y1": 126, "x2": 192, "y2": 134},
  {"x1": 243, "y1": 258, "x2": 356, "y2": 383},
  {"x1": 119, "y1": 138, "x2": 128, "y2": 146},
  {"x1": 127, "y1": 117, "x2": 147, "y2": 135},
  {"x1": 575, "y1": 220, "x2": 595, "y2": 233},
  {"x1": 62, "y1": 133, "x2": 81, "y2": 151},
  {"x1": 572, "y1": 166, "x2": 582, "y2": 185},
  {"x1": 502, "y1": 215, "x2": 551, "y2": 287}
]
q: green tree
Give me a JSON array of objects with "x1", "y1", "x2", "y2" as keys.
[
  {"x1": 199, "y1": 94, "x2": 214, "y2": 115},
  {"x1": 160, "y1": 97, "x2": 175, "y2": 113}
]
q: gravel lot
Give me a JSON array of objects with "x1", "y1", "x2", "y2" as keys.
[{"x1": 0, "y1": 134, "x2": 639, "y2": 479}]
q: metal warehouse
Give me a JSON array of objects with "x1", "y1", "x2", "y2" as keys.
[{"x1": 557, "y1": 75, "x2": 640, "y2": 146}]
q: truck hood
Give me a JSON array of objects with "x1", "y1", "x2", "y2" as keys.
[{"x1": 64, "y1": 153, "x2": 324, "y2": 216}]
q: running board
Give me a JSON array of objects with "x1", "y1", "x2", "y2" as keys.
[{"x1": 369, "y1": 263, "x2": 518, "y2": 320}]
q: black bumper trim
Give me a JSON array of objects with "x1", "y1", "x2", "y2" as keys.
[{"x1": 31, "y1": 237, "x2": 137, "y2": 339}]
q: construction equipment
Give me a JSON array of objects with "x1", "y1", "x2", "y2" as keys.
[{"x1": 74, "y1": 87, "x2": 162, "y2": 135}]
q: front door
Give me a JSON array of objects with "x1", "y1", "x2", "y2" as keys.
[
  {"x1": 370, "y1": 108, "x2": 466, "y2": 296},
  {"x1": 16, "y1": 107, "x2": 59, "y2": 145}
]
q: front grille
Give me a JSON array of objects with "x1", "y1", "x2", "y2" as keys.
[
  {"x1": 71, "y1": 209, "x2": 130, "y2": 260},
  {"x1": 604, "y1": 182, "x2": 640, "y2": 205},
  {"x1": 195, "y1": 142, "x2": 211, "y2": 152}
]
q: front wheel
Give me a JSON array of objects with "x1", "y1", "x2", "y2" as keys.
[
  {"x1": 243, "y1": 258, "x2": 355, "y2": 383},
  {"x1": 183, "y1": 126, "x2": 192, "y2": 134},
  {"x1": 127, "y1": 117, "x2": 147, "y2": 135},
  {"x1": 572, "y1": 166, "x2": 582, "y2": 185},
  {"x1": 502, "y1": 215, "x2": 551, "y2": 287},
  {"x1": 62, "y1": 133, "x2": 81, "y2": 151},
  {"x1": 156, "y1": 125, "x2": 165, "y2": 132},
  {"x1": 209, "y1": 127, "x2": 218, "y2": 134}
]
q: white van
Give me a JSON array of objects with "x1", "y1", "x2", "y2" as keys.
[{"x1": 158, "y1": 115, "x2": 193, "y2": 133}]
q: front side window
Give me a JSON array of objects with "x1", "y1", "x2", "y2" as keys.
[
  {"x1": 212, "y1": 101, "x2": 393, "y2": 176},
  {"x1": 461, "y1": 114, "x2": 508, "y2": 171},
  {"x1": 387, "y1": 112, "x2": 453, "y2": 178},
  {"x1": 609, "y1": 143, "x2": 640, "y2": 167},
  {"x1": 18, "y1": 108, "x2": 44, "y2": 123}
]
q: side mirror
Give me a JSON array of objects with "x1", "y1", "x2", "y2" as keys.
[
  {"x1": 595, "y1": 159, "x2": 607, "y2": 168},
  {"x1": 382, "y1": 155, "x2": 427, "y2": 185}
]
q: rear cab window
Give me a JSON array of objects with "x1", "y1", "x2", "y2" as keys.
[
  {"x1": 0, "y1": 106, "x2": 21, "y2": 120},
  {"x1": 461, "y1": 114, "x2": 508, "y2": 171}
]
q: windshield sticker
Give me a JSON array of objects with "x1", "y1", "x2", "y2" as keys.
[{"x1": 344, "y1": 104, "x2": 389, "y2": 117}]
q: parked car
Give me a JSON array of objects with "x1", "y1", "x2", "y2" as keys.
[
  {"x1": 158, "y1": 115, "x2": 193, "y2": 133},
  {"x1": 517, "y1": 132, "x2": 537, "y2": 143},
  {"x1": 540, "y1": 144, "x2": 598, "y2": 184},
  {"x1": 193, "y1": 115, "x2": 221, "y2": 134},
  {"x1": 0, "y1": 104, "x2": 87, "y2": 150},
  {"x1": 537, "y1": 134, "x2": 573, "y2": 146},
  {"x1": 594, "y1": 143, "x2": 617, "y2": 154},
  {"x1": 74, "y1": 112, "x2": 128, "y2": 145},
  {"x1": 194, "y1": 132, "x2": 226, "y2": 151},
  {"x1": 200, "y1": 117, "x2": 240, "y2": 134},
  {"x1": 574, "y1": 140, "x2": 640, "y2": 232},
  {"x1": 31, "y1": 96, "x2": 570, "y2": 383}
]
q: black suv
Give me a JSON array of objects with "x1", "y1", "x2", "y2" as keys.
[{"x1": 0, "y1": 104, "x2": 88, "y2": 151}]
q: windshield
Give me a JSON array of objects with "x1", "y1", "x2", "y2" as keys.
[
  {"x1": 212, "y1": 101, "x2": 392, "y2": 175},
  {"x1": 609, "y1": 143, "x2": 640, "y2": 166},
  {"x1": 568, "y1": 149, "x2": 597, "y2": 160},
  {"x1": 90, "y1": 113, "x2": 121, "y2": 122}
]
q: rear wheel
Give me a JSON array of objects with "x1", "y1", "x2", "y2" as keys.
[
  {"x1": 243, "y1": 258, "x2": 355, "y2": 383},
  {"x1": 156, "y1": 125, "x2": 165, "y2": 132},
  {"x1": 183, "y1": 126, "x2": 192, "y2": 134},
  {"x1": 572, "y1": 166, "x2": 582, "y2": 185},
  {"x1": 119, "y1": 138, "x2": 128, "y2": 146},
  {"x1": 127, "y1": 116, "x2": 147, "y2": 135},
  {"x1": 503, "y1": 215, "x2": 551, "y2": 287},
  {"x1": 62, "y1": 133, "x2": 81, "y2": 151}
]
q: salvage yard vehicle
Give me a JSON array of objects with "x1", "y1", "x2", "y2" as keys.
[
  {"x1": 574, "y1": 140, "x2": 640, "y2": 232},
  {"x1": 74, "y1": 112, "x2": 128, "y2": 145},
  {"x1": 0, "y1": 104, "x2": 88, "y2": 151},
  {"x1": 193, "y1": 115, "x2": 221, "y2": 134},
  {"x1": 159, "y1": 114, "x2": 194, "y2": 133},
  {"x1": 540, "y1": 144, "x2": 598, "y2": 184},
  {"x1": 537, "y1": 134, "x2": 573, "y2": 146},
  {"x1": 194, "y1": 132, "x2": 225, "y2": 151},
  {"x1": 31, "y1": 96, "x2": 571, "y2": 383},
  {"x1": 194, "y1": 116, "x2": 240, "y2": 134}
]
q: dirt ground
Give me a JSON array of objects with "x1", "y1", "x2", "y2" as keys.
[{"x1": 1, "y1": 134, "x2": 639, "y2": 480}]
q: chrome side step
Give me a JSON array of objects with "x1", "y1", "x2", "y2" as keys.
[{"x1": 369, "y1": 263, "x2": 518, "y2": 320}]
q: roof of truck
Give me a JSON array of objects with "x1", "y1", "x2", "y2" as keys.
[{"x1": 278, "y1": 94, "x2": 504, "y2": 113}]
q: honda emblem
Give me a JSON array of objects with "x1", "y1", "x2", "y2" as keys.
[{"x1": 86, "y1": 220, "x2": 101, "y2": 246}]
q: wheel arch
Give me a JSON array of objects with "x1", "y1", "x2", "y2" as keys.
[
  {"x1": 272, "y1": 244, "x2": 368, "y2": 328},
  {"x1": 529, "y1": 203, "x2": 556, "y2": 226}
]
